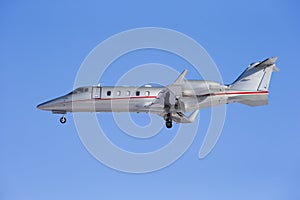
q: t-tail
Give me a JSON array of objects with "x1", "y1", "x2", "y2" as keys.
[{"x1": 228, "y1": 57, "x2": 279, "y2": 106}]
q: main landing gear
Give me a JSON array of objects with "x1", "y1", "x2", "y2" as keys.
[
  {"x1": 165, "y1": 113, "x2": 172, "y2": 129},
  {"x1": 166, "y1": 120, "x2": 172, "y2": 128},
  {"x1": 60, "y1": 116, "x2": 67, "y2": 124}
]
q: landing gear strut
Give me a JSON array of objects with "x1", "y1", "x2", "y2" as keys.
[{"x1": 60, "y1": 116, "x2": 67, "y2": 124}]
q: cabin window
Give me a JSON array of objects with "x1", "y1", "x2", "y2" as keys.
[
  {"x1": 107, "y1": 91, "x2": 111, "y2": 96},
  {"x1": 136, "y1": 91, "x2": 140, "y2": 96},
  {"x1": 126, "y1": 91, "x2": 130, "y2": 96},
  {"x1": 145, "y1": 91, "x2": 150, "y2": 96},
  {"x1": 116, "y1": 91, "x2": 121, "y2": 96}
]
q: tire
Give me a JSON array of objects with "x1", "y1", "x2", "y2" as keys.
[
  {"x1": 60, "y1": 116, "x2": 66, "y2": 124},
  {"x1": 166, "y1": 121, "x2": 172, "y2": 128}
]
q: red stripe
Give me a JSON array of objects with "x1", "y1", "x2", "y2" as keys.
[
  {"x1": 184, "y1": 91, "x2": 268, "y2": 98},
  {"x1": 215, "y1": 91, "x2": 268, "y2": 96},
  {"x1": 58, "y1": 91, "x2": 268, "y2": 105},
  {"x1": 96, "y1": 96, "x2": 157, "y2": 101},
  {"x1": 59, "y1": 96, "x2": 157, "y2": 104}
]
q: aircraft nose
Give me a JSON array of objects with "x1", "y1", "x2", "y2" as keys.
[
  {"x1": 37, "y1": 100, "x2": 54, "y2": 110},
  {"x1": 37, "y1": 96, "x2": 67, "y2": 111},
  {"x1": 36, "y1": 95, "x2": 68, "y2": 111}
]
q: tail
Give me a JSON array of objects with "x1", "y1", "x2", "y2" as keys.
[
  {"x1": 228, "y1": 57, "x2": 279, "y2": 106},
  {"x1": 229, "y1": 57, "x2": 279, "y2": 91}
]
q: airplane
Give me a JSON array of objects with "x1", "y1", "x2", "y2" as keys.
[{"x1": 37, "y1": 57, "x2": 279, "y2": 128}]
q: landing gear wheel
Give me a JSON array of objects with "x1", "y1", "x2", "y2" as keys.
[
  {"x1": 166, "y1": 121, "x2": 172, "y2": 129},
  {"x1": 60, "y1": 116, "x2": 66, "y2": 124}
]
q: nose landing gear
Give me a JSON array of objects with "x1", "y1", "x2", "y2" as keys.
[
  {"x1": 60, "y1": 116, "x2": 67, "y2": 124},
  {"x1": 51, "y1": 110, "x2": 67, "y2": 124}
]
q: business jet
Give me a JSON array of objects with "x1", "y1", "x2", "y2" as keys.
[{"x1": 37, "y1": 57, "x2": 279, "y2": 128}]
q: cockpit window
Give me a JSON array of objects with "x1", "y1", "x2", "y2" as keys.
[{"x1": 68, "y1": 87, "x2": 89, "y2": 95}]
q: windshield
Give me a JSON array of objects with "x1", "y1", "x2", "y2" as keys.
[{"x1": 68, "y1": 87, "x2": 89, "y2": 95}]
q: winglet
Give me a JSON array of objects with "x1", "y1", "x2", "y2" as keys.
[
  {"x1": 186, "y1": 110, "x2": 199, "y2": 123},
  {"x1": 178, "y1": 110, "x2": 199, "y2": 123},
  {"x1": 173, "y1": 70, "x2": 188, "y2": 85}
]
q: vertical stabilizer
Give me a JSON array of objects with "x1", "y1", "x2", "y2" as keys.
[{"x1": 229, "y1": 57, "x2": 279, "y2": 91}]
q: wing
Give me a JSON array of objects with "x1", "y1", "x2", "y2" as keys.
[
  {"x1": 142, "y1": 69, "x2": 189, "y2": 112},
  {"x1": 141, "y1": 70, "x2": 199, "y2": 123},
  {"x1": 136, "y1": 88, "x2": 180, "y2": 113}
]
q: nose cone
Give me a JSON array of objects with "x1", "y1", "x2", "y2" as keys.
[
  {"x1": 37, "y1": 96, "x2": 68, "y2": 111},
  {"x1": 37, "y1": 100, "x2": 56, "y2": 110},
  {"x1": 36, "y1": 103, "x2": 44, "y2": 110}
]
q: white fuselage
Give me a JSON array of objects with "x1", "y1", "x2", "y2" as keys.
[
  {"x1": 37, "y1": 57, "x2": 278, "y2": 127},
  {"x1": 37, "y1": 80, "x2": 268, "y2": 114}
]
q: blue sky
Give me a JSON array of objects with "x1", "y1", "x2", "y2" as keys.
[{"x1": 1, "y1": 0, "x2": 300, "y2": 199}]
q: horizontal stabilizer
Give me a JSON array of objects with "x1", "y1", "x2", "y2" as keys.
[{"x1": 256, "y1": 57, "x2": 278, "y2": 70}]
